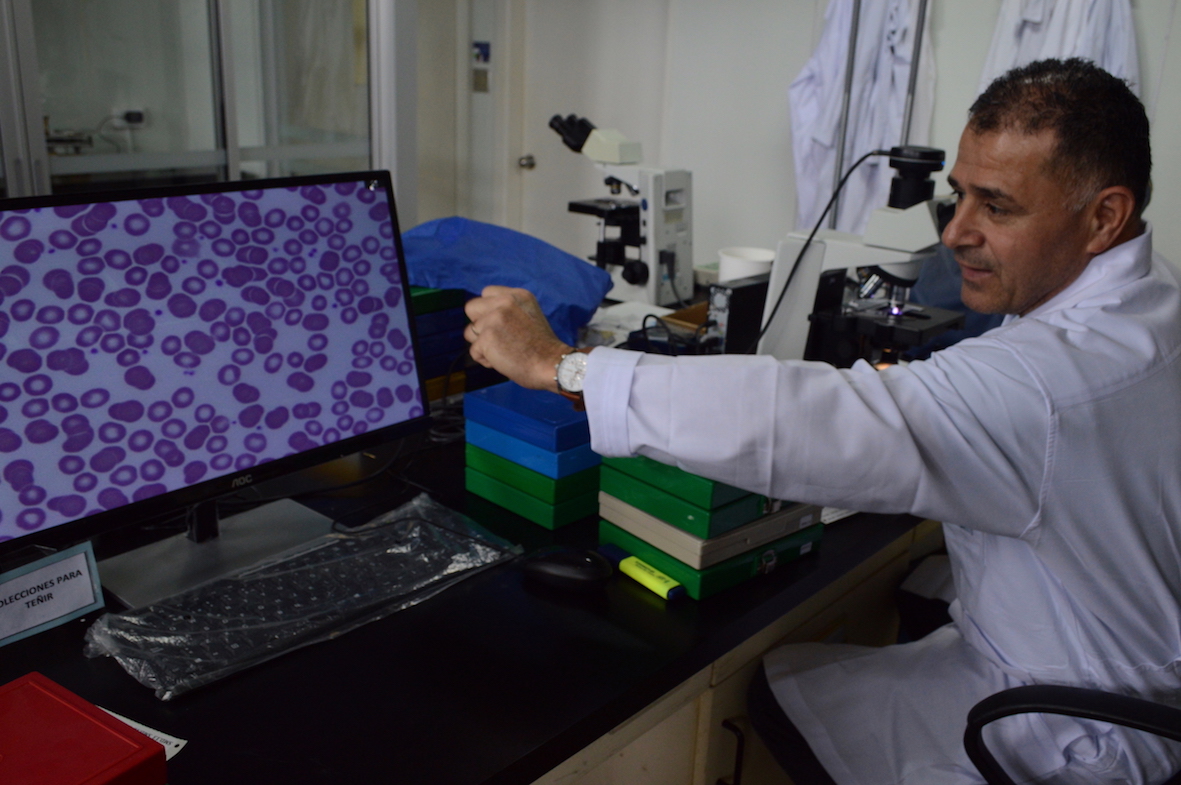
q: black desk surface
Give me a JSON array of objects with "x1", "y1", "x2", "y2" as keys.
[{"x1": 0, "y1": 436, "x2": 918, "y2": 785}]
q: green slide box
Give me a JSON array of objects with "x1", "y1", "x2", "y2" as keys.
[
  {"x1": 598, "y1": 520, "x2": 824, "y2": 600},
  {"x1": 465, "y1": 467, "x2": 597, "y2": 529},
  {"x1": 465, "y1": 444, "x2": 599, "y2": 504},
  {"x1": 599, "y1": 465, "x2": 764, "y2": 539},
  {"x1": 602, "y1": 455, "x2": 749, "y2": 509}
]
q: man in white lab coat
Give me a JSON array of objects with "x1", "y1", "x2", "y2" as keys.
[{"x1": 463, "y1": 59, "x2": 1181, "y2": 784}]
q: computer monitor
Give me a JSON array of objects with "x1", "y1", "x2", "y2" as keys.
[{"x1": 0, "y1": 170, "x2": 429, "y2": 604}]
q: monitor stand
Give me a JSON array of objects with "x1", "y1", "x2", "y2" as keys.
[{"x1": 98, "y1": 498, "x2": 334, "y2": 609}]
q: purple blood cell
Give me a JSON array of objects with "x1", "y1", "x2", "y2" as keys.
[
  {"x1": 335, "y1": 181, "x2": 357, "y2": 196},
  {"x1": 243, "y1": 285, "x2": 269, "y2": 305},
  {"x1": 9, "y1": 299, "x2": 32, "y2": 321},
  {"x1": 78, "y1": 238, "x2": 103, "y2": 255},
  {"x1": 161, "y1": 255, "x2": 181, "y2": 274},
  {"x1": 109, "y1": 400, "x2": 145, "y2": 422},
  {"x1": 235, "y1": 454, "x2": 256, "y2": 470},
  {"x1": 212, "y1": 238, "x2": 235, "y2": 257},
  {"x1": 246, "y1": 312, "x2": 271, "y2": 334},
  {"x1": 124, "y1": 214, "x2": 151, "y2": 236},
  {"x1": 49, "y1": 230, "x2": 78, "y2": 250},
  {"x1": 160, "y1": 335, "x2": 181, "y2": 355},
  {"x1": 36, "y1": 305, "x2": 66, "y2": 325},
  {"x1": 284, "y1": 240, "x2": 303, "y2": 257},
  {"x1": 376, "y1": 388, "x2": 393, "y2": 408},
  {"x1": 184, "y1": 425, "x2": 210, "y2": 450},
  {"x1": 22, "y1": 399, "x2": 49, "y2": 418},
  {"x1": 23, "y1": 374, "x2": 50, "y2": 398},
  {"x1": 346, "y1": 371, "x2": 372, "y2": 388},
  {"x1": 124, "y1": 366, "x2": 156, "y2": 390},
  {"x1": 128, "y1": 430, "x2": 154, "y2": 452},
  {"x1": 134, "y1": 243, "x2": 165, "y2": 266},
  {"x1": 396, "y1": 385, "x2": 414, "y2": 403},
  {"x1": 353, "y1": 422, "x2": 369, "y2": 436},
  {"x1": 232, "y1": 326, "x2": 252, "y2": 346},
  {"x1": 286, "y1": 352, "x2": 305, "y2": 368},
  {"x1": 94, "y1": 309, "x2": 121, "y2": 332},
  {"x1": 233, "y1": 383, "x2": 260, "y2": 403},
  {"x1": 265, "y1": 209, "x2": 286, "y2": 228},
  {"x1": 182, "y1": 277, "x2": 206, "y2": 296},
  {"x1": 48, "y1": 495, "x2": 87, "y2": 517},
  {"x1": 29, "y1": 326, "x2": 60, "y2": 350},
  {"x1": 368, "y1": 341, "x2": 385, "y2": 357},
  {"x1": 305, "y1": 420, "x2": 323, "y2": 436},
  {"x1": 284, "y1": 309, "x2": 303, "y2": 327},
  {"x1": 318, "y1": 252, "x2": 340, "y2": 272},
  {"x1": 266, "y1": 257, "x2": 289, "y2": 276},
  {"x1": 231, "y1": 348, "x2": 254, "y2": 365},
  {"x1": 16, "y1": 509, "x2": 45, "y2": 530},
  {"x1": 264, "y1": 407, "x2": 289, "y2": 429},
  {"x1": 100, "y1": 333, "x2": 126, "y2": 353},
  {"x1": 199, "y1": 298, "x2": 227, "y2": 322},
  {"x1": 244, "y1": 433, "x2": 267, "y2": 453},
  {"x1": 265, "y1": 302, "x2": 285, "y2": 321},
  {"x1": 49, "y1": 348, "x2": 88, "y2": 376},
  {"x1": 351, "y1": 340, "x2": 367, "y2": 357},
  {"x1": 98, "y1": 422, "x2": 127, "y2": 443},
  {"x1": 61, "y1": 414, "x2": 91, "y2": 434},
  {"x1": 140, "y1": 198, "x2": 165, "y2": 217},
  {"x1": 53, "y1": 393, "x2": 79, "y2": 413},
  {"x1": 7, "y1": 348, "x2": 42, "y2": 373},
  {"x1": 173, "y1": 388, "x2": 194, "y2": 407},
  {"x1": 328, "y1": 233, "x2": 347, "y2": 250},
  {"x1": 111, "y1": 466, "x2": 138, "y2": 486},
  {"x1": 140, "y1": 458, "x2": 164, "y2": 481},
  {"x1": 210, "y1": 322, "x2": 230, "y2": 342},
  {"x1": 104, "y1": 287, "x2": 141, "y2": 308},
  {"x1": 18, "y1": 486, "x2": 49, "y2": 508},
  {"x1": 303, "y1": 313, "x2": 329, "y2": 331},
  {"x1": 224, "y1": 307, "x2": 245, "y2": 327},
  {"x1": 63, "y1": 431, "x2": 94, "y2": 455},
  {"x1": 387, "y1": 329, "x2": 407, "y2": 350},
  {"x1": 74, "y1": 278, "x2": 104, "y2": 304},
  {"x1": 210, "y1": 415, "x2": 230, "y2": 434},
  {"x1": 155, "y1": 441, "x2": 184, "y2": 467},
  {"x1": 222, "y1": 265, "x2": 253, "y2": 287},
  {"x1": 172, "y1": 351, "x2": 198, "y2": 370},
  {"x1": 331, "y1": 401, "x2": 348, "y2": 416},
  {"x1": 124, "y1": 308, "x2": 155, "y2": 336},
  {"x1": 75, "y1": 326, "x2": 102, "y2": 347},
  {"x1": 211, "y1": 195, "x2": 235, "y2": 215},
  {"x1": 3, "y1": 460, "x2": 33, "y2": 489},
  {"x1": 239, "y1": 202, "x2": 262, "y2": 227},
  {"x1": 168, "y1": 293, "x2": 198, "y2": 318},
  {"x1": 200, "y1": 221, "x2": 222, "y2": 238},
  {"x1": 59, "y1": 455, "x2": 85, "y2": 474},
  {"x1": 148, "y1": 401, "x2": 173, "y2": 422},
  {"x1": 336, "y1": 414, "x2": 353, "y2": 431},
  {"x1": 218, "y1": 364, "x2": 240, "y2": 385},
  {"x1": 349, "y1": 390, "x2": 374, "y2": 408},
  {"x1": 300, "y1": 205, "x2": 320, "y2": 222},
  {"x1": 252, "y1": 228, "x2": 274, "y2": 245},
  {"x1": 184, "y1": 330, "x2": 215, "y2": 355},
  {"x1": 14, "y1": 239, "x2": 44, "y2": 264},
  {"x1": 207, "y1": 434, "x2": 228, "y2": 453},
  {"x1": 239, "y1": 404, "x2": 264, "y2": 427},
  {"x1": 335, "y1": 289, "x2": 354, "y2": 307},
  {"x1": 358, "y1": 297, "x2": 381, "y2": 315},
  {"x1": 0, "y1": 215, "x2": 31, "y2": 241},
  {"x1": 0, "y1": 428, "x2": 22, "y2": 452},
  {"x1": 195, "y1": 404, "x2": 215, "y2": 422},
  {"x1": 105, "y1": 249, "x2": 132, "y2": 270},
  {"x1": 335, "y1": 268, "x2": 354, "y2": 287},
  {"x1": 67, "y1": 303, "x2": 94, "y2": 324},
  {"x1": 43, "y1": 268, "x2": 75, "y2": 299},
  {"x1": 266, "y1": 277, "x2": 295, "y2": 298},
  {"x1": 316, "y1": 273, "x2": 334, "y2": 291},
  {"x1": 253, "y1": 335, "x2": 274, "y2": 354},
  {"x1": 383, "y1": 287, "x2": 403, "y2": 309},
  {"x1": 210, "y1": 453, "x2": 233, "y2": 470},
  {"x1": 322, "y1": 428, "x2": 340, "y2": 444},
  {"x1": 288, "y1": 432, "x2": 317, "y2": 451},
  {"x1": 330, "y1": 381, "x2": 348, "y2": 401},
  {"x1": 198, "y1": 260, "x2": 220, "y2": 279},
  {"x1": 0, "y1": 275, "x2": 22, "y2": 298},
  {"x1": 26, "y1": 419, "x2": 60, "y2": 444},
  {"x1": 297, "y1": 274, "x2": 316, "y2": 292},
  {"x1": 90, "y1": 446, "x2": 126, "y2": 473},
  {"x1": 116, "y1": 348, "x2": 139, "y2": 367},
  {"x1": 300, "y1": 229, "x2": 318, "y2": 245},
  {"x1": 366, "y1": 408, "x2": 383, "y2": 424},
  {"x1": 184, "y1": 462, "x2": 208, "y2": 484},
  {"x1": 98, "y1": 488, "x2": 129, "y2": 510},
  {"x1": 161, "y1": 419, "x2": 187, "y2": 439},
  {"x1": 351, "y1": 280, "x2": 369, "y2": 298},
  {"x1": 343, "y1": 244, "x2": 361, "y2": 261},
  {"x1": 301, "y1": 186, "x2": 327, "y2": 206},
  {"x1": 174, "y1": 221, "x2": 198, "y2": 239},
  {"x1": 145, "y1": 271, "x2": 172, "y2": 300},
  {"x1": 230, "y1": 229, "x2": 250, "y2": 247},
  {"x1": 133, "y1": 484, "x2": 167, "y2": 502}
]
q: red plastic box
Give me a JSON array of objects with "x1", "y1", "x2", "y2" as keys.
[{"x1": 0, "y1": 672, "x2": 166, "y2": 785}]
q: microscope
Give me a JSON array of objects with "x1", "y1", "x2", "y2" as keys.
[
  {"x1": 550, "y1": 114, "x2": 694, "y2": 307},
  {"x1": 757, "y1": 146, "x2": 965, "y2": 367}
]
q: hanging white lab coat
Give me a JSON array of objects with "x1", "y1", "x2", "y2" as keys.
[
  {"x1": 789, "y1": 0, "x2": 935, "y2": 235},
  {"x1": 979, "y1": 0, "x2": 1140, "y2": 96},
  {"x1": 583, "y1": 226, "x2": 1181, "y2": 783}
]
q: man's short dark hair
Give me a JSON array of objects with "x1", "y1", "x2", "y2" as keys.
[{"x1": 968, "y1": 58, "x2": 1151, "y2": 216}]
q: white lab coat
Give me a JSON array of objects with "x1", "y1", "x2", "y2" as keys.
[
  {"x1": 584, "y1": 226, "x2": 1181, "y2": 784},
  {"x1": 789, "y1": 0, "x2": 935, "y2": 235},
  {"x1": 979, "y1": 0, "x2": 1139, "y2": 96}
]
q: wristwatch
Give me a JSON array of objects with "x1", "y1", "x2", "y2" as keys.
[{"x1": 555, "y1": 347, "x2": 593, "y2": 408}]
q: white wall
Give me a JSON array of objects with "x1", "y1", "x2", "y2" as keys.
[{"x1": 440, "y1": 0, "x2": 1181, "y2": 269}]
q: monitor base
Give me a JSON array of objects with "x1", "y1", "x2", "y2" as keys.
[{"x1": 98, "y1": 499, "x2": 334, "y2": 609}]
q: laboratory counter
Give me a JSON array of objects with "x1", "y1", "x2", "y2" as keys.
[{"x1": 0, "y1": 435, "x2": 926, "y2": 785}]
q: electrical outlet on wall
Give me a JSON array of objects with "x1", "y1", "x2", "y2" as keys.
[{"x1": 110, "y1": 108, "x2": 147, "y2": 130}]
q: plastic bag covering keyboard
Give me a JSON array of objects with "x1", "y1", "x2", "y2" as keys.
[{"x1": 84, "y1": 495, "x2": 515, "y2": 700}]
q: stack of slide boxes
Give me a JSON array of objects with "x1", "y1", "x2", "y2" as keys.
[
  {"x1": 410, "y1": 286, "x2": 468, "y2": 400},
  {"x1": 598, "y1": 455, "x2": 825, "y2": 599},
  {"x1": 464, "y1": 381, "x2": 600, "y2": 528}
]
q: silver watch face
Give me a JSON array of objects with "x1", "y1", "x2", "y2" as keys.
[{"x1": 556, "y1": 352, "x2": 589, "y2": 394}]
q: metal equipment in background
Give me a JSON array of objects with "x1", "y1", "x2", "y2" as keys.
[
  {"x1": 759, "y1": 146, "x2": 965, "y2": 367},
  {"x1": 550, "y1": 114, "x2": 694, "y2": 307}
]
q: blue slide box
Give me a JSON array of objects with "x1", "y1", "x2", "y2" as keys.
[
  {"x1": 464, "y1": 381, "x2": 590, "y2": 452},
  {"x1": 465, "y1": 420, "x2": 600, "y2": 479}
]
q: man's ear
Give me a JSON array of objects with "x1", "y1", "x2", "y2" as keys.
[{"x1": 1085, "y1": 185, "x2": 1137, "y2": 255}]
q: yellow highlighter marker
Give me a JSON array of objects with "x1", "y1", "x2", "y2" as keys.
[{"x1": 598, "y1": 544, "x2": 686, "y2": 600}]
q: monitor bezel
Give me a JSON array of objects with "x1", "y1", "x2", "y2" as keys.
[{"x1": 0, "y1": 169, "x2": 431, "y2": 566}]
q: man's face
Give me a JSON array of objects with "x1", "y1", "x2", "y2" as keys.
[{"x1": 942, "y1": 128, "x2": 1094, "y2": 316}]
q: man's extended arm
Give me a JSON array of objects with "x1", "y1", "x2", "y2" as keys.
[{"x1": 464, "y1": 285, "x2": 573, "y2": 394}]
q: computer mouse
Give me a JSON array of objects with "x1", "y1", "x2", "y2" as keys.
[{"x1": 521, "y1": 545, "x2": 613, "y2": 592}]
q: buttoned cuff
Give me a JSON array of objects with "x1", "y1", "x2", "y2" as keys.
[{"x1": 583, "y1": 347, "x2": 643, "y2": 457}]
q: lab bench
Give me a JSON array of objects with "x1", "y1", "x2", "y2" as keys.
[{"x1": 0, "y1": 437, "x2": 939, "y2": 785}]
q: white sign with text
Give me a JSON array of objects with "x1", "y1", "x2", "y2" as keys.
[{"x1": 0, "y1": 543, "x2": 103, "y2": 646}]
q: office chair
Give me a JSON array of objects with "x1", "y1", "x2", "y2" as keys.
[{"x1": 964, "y1": 684, "x2": 1181, "y2": 785}]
